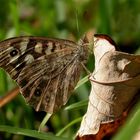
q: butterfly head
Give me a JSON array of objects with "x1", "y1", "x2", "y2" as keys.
[{"x1": 79, "y1": 34, "x2": 92, "y2": 63}]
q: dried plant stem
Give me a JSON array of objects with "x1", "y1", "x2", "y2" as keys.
[{"x1": 0, "y1": 87, "x2": 19, "y2": 107}]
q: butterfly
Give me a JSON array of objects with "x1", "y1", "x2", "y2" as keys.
[{"x1": 0, "y1": 36, "x2": 89, "y2": 113}]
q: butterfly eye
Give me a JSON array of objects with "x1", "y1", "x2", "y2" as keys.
[
  {"x1": 10, "y1": 48, "x2": 19, "y2": 57},
  {"x1": 35, "y1": 88, "x2": 41, "y2": 97}
]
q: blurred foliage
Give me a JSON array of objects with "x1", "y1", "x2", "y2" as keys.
[{"x1": 0, "y1": 0, "x2": 140, "y2": 140}]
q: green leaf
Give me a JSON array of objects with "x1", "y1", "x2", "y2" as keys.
[{"x1": 0, "y1": 125, "x2": 72, "y2": 140}]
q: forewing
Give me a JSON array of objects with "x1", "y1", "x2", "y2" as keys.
[{"x1": 0, "y1": 36, "x2": 77, "y2": 80}]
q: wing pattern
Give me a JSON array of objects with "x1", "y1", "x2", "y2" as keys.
[{"x1": 0, "y1": 36, "x2": 88, "y2": 113}]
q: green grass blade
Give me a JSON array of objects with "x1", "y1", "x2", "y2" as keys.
[
  {"x1": 56, "y1": 117, "x2": 82, "y2": 136},
  {"x1": 65, "y1": 99, "x2": 88, "y2": 111},
  {"x1": 0, "y1": 125, "x2": 72, "y2": 140},
  {"x1": 39, "y1": 113, "x2": 52, "y2": 131},
  {"x1": 113, "y1": 102, "x2": 140, "y2": 140},
  {"x1": 75, "y1": 75, "x2": 89, "y2": 90}
]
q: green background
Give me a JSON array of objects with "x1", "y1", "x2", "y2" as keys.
[{"x1": 0, "y1": 0, "x2": 140, "y2": 140}]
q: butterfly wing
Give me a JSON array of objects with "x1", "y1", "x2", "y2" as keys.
[
  {"x1": 0, "y1": 36, "x2": 77, "y2": 79},
  {"x1": 18, "y1": 56, "x2": 81, "y2": 113},
  {"x1": 0, "y1": 36, "x2": 86, "y2": 113}
]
